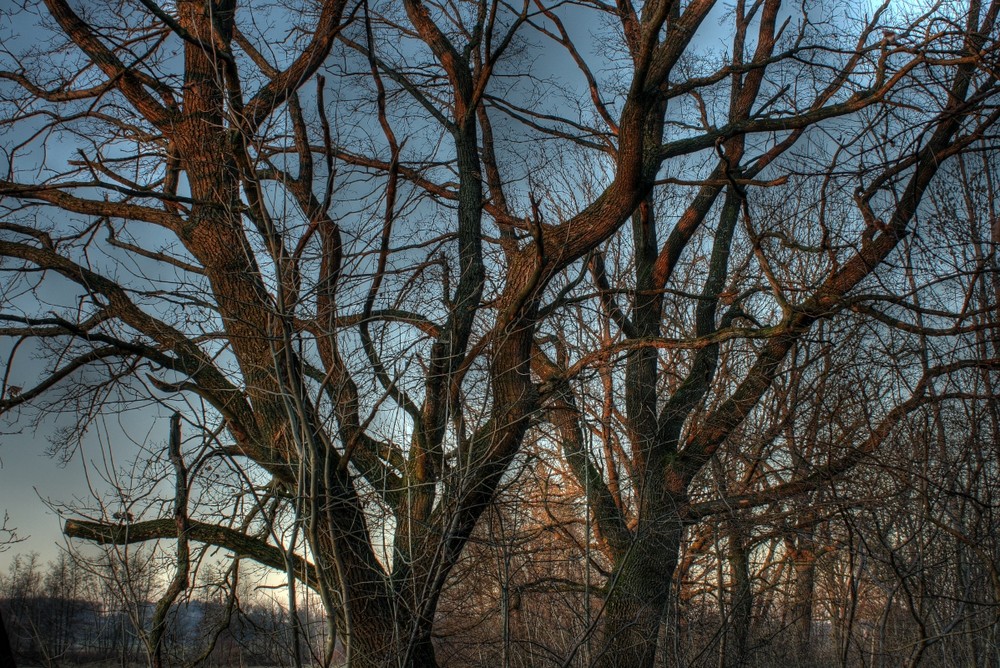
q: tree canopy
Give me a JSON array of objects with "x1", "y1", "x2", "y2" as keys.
[{"x1": 1, "y1": 0, "x2": 999, "y2": 666}]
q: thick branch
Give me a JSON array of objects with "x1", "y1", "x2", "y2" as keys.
[
  {"x1": 42, "y1": 0, "x2": 174, "y2": 128},
  {"x1": 64, "y1": 518, "x2": 318, "y2": 590}
]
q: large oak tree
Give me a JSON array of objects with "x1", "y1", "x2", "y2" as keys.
[{"x1": 1, "y1": 0, "x2": 999, "y2": 666}]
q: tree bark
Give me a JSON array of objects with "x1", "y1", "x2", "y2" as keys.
[
  {"x1": 790, "y1": 542, "x2": 817, "y2": 664},
  {"x1": 599, "y1": 517, "x2": 684, "y2": 668},
  {"x1": 0, "y1": 607, "x2": 16, "y2": 668},
  {"x1": 728, "y1": 519, "x2": 753, "y2": 667}
]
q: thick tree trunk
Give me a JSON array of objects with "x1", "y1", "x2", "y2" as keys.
[
  {"x1": 790, "y1": 543, "x2": 817, "y2": 663},
  {"x1": 338, "y1": 602, "x2": 399, "y2": 667},
  {"x1": 309, "y1": 495, "x2": 402, "y2": 667},
  {"x1": 0, "y1": 608, "x2": 15, "y2": 668},
  {"x1": 325, "y1": 606, "x2": 436, "y2": 668},
  {"x1": 599, "y1": 519, "x2": 683, "y2": 668},
  {"x1": 728, "y1": 519, "x2": 753, "y2": 667}
]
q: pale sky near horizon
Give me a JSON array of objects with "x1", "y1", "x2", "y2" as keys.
[
  {"x1": 1, "y1": 398, "x2": 178, "y2": 571},
  {"x1": 1, "y1": 425, "x2": 89, "y2": 568}
]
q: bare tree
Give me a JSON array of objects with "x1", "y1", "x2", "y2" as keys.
[
  {"x1": 522, "y1": 3, "x2": 1000, "y2": 665},
  {"x1": 1, "y1": 1, "x2": 999, "y2": 666}
]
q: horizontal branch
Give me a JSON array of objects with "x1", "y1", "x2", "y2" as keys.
[
  {"x1": 0, "y1": 180, "x2": 182, "y2": 231},
  {"x1": 64, "y1": 518, "x2": 318, "y2": 590}
]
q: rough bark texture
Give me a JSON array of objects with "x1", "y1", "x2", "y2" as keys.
[
  {"x1": 1, "y1": 1, "x2": 998, "y2": 666},
  {"x1": 791, "y1": 543, "x2": 818, "y2": 662},
  {"x1": 729, "y1": 520, "x2": 754, "y2": 667},
  {"x1": 599, "y1": 520, "x2": 684, "y2": 668}
]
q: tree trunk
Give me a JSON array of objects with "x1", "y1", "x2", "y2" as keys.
[
  {"x1": 0, "y1": 608, "x2": 16, "y2": 668},
  {"x1": 728, "y1": 519, "x2": 753, "y2": 667},
  {"x1": 790, "y1": 543, "x2": 817, "y2": 663},
  {"x1": 599, "y1": 519, "x2": 683, "y2": 668}
]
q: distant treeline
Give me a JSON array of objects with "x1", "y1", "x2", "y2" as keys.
[{"x1": 0, "y1": 551, "x2": 332, "y2": 667}]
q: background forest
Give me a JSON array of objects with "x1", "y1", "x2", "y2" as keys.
[{"x1": 1, "y1": 0, "x2": 999, "y2": 666}]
